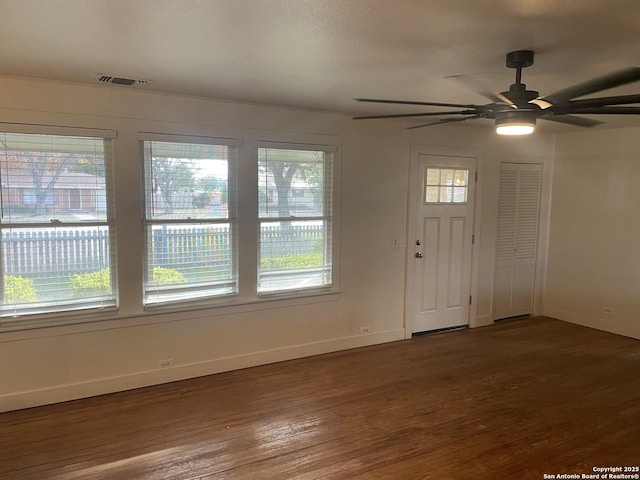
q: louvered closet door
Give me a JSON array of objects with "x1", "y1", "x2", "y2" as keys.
[{"x1": 493, "y1": 163, "x2": 542, "y2": 320}]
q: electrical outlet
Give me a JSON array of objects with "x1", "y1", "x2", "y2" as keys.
[
  {"x1": 158, "y1": 358, "x2": 174, "y2": 368},
  {"x1": 360, "y1": 326, "x2": 370, "y2": 334},
  {"x1": 603, "y1": 307, "x2": 613, "y2": 314}
]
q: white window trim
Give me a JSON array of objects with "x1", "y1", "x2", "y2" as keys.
[
  {"x1": 256, "y1": 144, "x2": 336, "y2": 296},
  {"x1": 137, "y1": 131, "x2": 243, "y2": 147},
  {"x1": 0, "y1": 122, "x2": 116, "y2": 139},
  {"x1": 0, "y1": 125, "x2": 118, "y2": 322},
  {"x1": 140, "y1": 137, "x2": 240, "y2": 307},
  {"x1": 0, "y1": 125, "x2": 341, "y2": 332},
  {"x1": 254, "y1": 140, "x2": 337, "y2": 153}
]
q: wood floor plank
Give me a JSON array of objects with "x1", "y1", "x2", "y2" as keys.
[{"x1": 1, "y1": 317, "x2": 639, "y2": 479}]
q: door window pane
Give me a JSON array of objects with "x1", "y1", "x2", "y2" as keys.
[{"x1": 424, "y1": 167, "x2": 469, "y2": 204}]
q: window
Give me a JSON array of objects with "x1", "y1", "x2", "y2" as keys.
[
  {"x1": 0, "y1": 131, "x2": 115, "y2": 317},
  {"x1": 0, "y1": 127, "x2": 339, "y2": 329},
  {"x1": 142, "y1": 139, "x2": 237, "y2": 305},
  {"x1": 258, "y1": 146, "x2": 333, "y2": 294},
  {"x1": 424, "y1": 167, "x2": 469, "y2": 204}
]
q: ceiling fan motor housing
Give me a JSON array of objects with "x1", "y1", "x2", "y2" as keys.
[
  {"x1": 503, "y1": 83, "x2": 540, "y2": 105},
  {"x1": 506, "y1": 50, "x2": 534, "y2": 69},
  {"x1": 495, "y1": 110, "x2": 537, "y2": 126}
]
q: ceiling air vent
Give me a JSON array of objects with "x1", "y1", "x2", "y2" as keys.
[{"x1": 97, "y1": 75, "x2": 150, "y2": 87}]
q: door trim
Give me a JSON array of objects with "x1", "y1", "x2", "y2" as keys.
[{"x1": 404, "y1": 145, "x2": 481, "y2": 339}]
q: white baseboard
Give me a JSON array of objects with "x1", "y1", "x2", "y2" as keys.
[
  {"x1": 544, "y1": 307, "x2": 640, "y2": 340},
  {"x1": 0, "y1": 328, "x2": 405, "y2": 412}
]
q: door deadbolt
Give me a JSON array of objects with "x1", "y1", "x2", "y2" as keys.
[{"x1": 415, "y1": 240, "x2": 421, "y2": 245}]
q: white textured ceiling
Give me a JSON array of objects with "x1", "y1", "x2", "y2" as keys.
[{"x1": 1, "y1": 0, "x2": 639, "y2": 130}]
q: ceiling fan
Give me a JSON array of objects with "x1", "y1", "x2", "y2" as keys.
[{"x1": 353, "y1": 50, "x2": 640, "y2": 135}]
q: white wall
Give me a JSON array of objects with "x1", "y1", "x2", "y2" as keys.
[
  {"x1": 0, "y1": 76, "x2": 555, "y2": 411},
  {"x1": 545, "y1": 127, "x2": 640, "y2": 339}
]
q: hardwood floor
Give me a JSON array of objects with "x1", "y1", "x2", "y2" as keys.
[{"x1": 1, "y1": 317, "x2": 639, "y2": 479}]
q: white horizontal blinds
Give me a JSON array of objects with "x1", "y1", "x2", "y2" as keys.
[
  {"x1": 0, "y1": 132, "x2": 116, "y2": 317},
  {"x1": 495, "y1": 163, "x2": 542, "y2": 261},
  {"x1": 142, "y1": 140, "x2": 237, "y2": 305},
  {"x1": 258, "y1": 147, "x2": 333, "y2": 294}
]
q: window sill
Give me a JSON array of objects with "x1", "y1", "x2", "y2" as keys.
[
  {"x1": 144, "y1": 287, "x2": 339, "y2": 316},
  {"x1": 0, "y1": 289, "x2": 342, "y2": 341}
]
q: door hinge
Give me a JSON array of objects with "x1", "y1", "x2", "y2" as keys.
[
  {"x1": 469, "y1": 295, "x2": 472, "y2": 305},
  {"x1": 472, "y1": 234, "x2": 475, "y2": 245},
  {"x1": 475, "y1": 171, "x2": 478, "y2": 182}
]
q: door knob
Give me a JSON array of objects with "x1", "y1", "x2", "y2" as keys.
[{"x1": 415, "y1": 252, "x2": 423, "y2": 258}]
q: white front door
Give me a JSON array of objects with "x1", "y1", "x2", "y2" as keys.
[{"x1": 407, "y1": 154, "x2": 476, "y2": 334}]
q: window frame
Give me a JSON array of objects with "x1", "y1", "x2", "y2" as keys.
[
  {"x1": 255, "y1": 141, "x2": 337, "y2": 297},
  {"x1": 139, "y1": 133, "x2": 242, "y2": 308},
  {"x1": 0, "y1": 124, "x2": 118, "y2": 326}
]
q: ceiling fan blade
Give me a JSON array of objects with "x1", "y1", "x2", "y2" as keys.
[
  {"x1": 554, "y1": 94, "x2": 640, "y2": 109},
  {"x1": 354, "y1": 98, "x2": 479, "y2": 109},
  {"x1": 353, "y1": 110, "x2": 478, "y2": 120},
  {"x1": 406, "y1": 115, "x2": 482, "y2": 130},
  {"x1": 495, "y1": 92, "x2": 519, "y2": 109},
  {"x1": 446, "y1": 75, "x2": 517, "y2": 108},
  {"x1": 540, "y1": 67, "x2": 640, "y2": 106},
  {"x1": 551, "y1": 106, "x2": 640, "y2": 115},
  {"x1": 542, "y1": 115, "x2": 603, "y2": 127}
]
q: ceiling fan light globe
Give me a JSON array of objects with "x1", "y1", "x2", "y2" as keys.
[
  {"x1": 496, "y1": 123, "x2": 535, "y2": 135},
  {"x1": 495, "y1": 116, "x2": 536, "y2": 135}
]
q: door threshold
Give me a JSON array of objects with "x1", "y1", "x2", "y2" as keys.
[
  {"x1": 412, "y1": 324, "x2": 468, "y2": 337},
  {"x1": 495, "y1": 314, "x2": 531, "y2": 323}
]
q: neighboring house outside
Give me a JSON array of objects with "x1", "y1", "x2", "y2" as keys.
[
  {"x1": 1, "y1": 170, "x2": 106, "y2": 217},
  {"x1": 1, "y1": 169, "x2": 320, "y2": 218}
]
